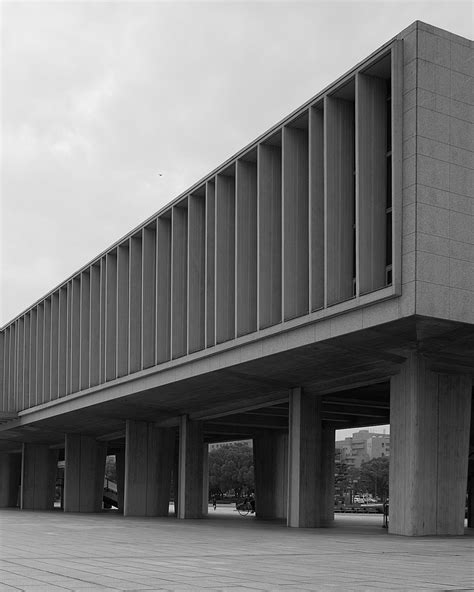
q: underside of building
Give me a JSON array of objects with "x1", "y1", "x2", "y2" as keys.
[{"x1": 1, "y1": 21, "x2": 473, "y2": 536}]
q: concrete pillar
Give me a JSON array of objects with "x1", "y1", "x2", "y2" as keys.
[
  {"x1": 287, "y1": 388, "x2": 326, "y2": 527},
  {"x1": 173, "y1": 445, "x2": 179, "y2": 517},
  {"x1": 115, "y1": 449, "x2": 125, "y2": 513},
  {"x1": 21, "y1": 444, "x2": 58, "y2": 510},
  {"x1": 467, "y1": 400, "x2": 474, "y2": 528},
  {"x1": 390, "y1": 353, "x2": 471, "y2": 536},
  {"x1": 320, "y1": 427, "x2": 335, "y2": 526},
  {"x1": 0, "y1": 453, "x2": 21, "y2": 507},
  {"x1": 124, "y1": 420, "x2": 174, "y2": 517},
  {"x1": 468, "y1": 472, "x2": 474, "y2": 529},
  {"x1": 64, "y1": 435, "x2": 106, "y2": 512},
  {"x1": 275, "y1": 433, "x2": 288, "y2": 519},
  {"x1": 178, "y1": 415, "x2": 203, "y2": 519},
  {"x1": 202, "y1": 443, "x2": 209, "y2": 516},
  {"x1": 253, "y1": 431, "x2": 287, "y2": 519}
]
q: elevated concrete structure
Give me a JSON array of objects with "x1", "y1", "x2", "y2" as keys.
[{"x1": 0, "y1": 22, "x2": 472, "y2": 536}]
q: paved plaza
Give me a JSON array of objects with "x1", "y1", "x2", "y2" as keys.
[{"x1": 0, "y1": 507, "x2": 472, "y2": 592}]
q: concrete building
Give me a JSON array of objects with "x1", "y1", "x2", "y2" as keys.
[
  {"x1": 0, "y1": 21, "x2": 473, "y2": 536},
  {"x1": 336, "y1": 429, "x2": 390, "y2": 468},
  {"x1": 209, "y1": 440, "x2": 252, "y2": 451},
  {"x1": 368, "y1": 433, "x2": 390, "y2": 460}
]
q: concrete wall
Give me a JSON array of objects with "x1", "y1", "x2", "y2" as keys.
[{"x1": 402, "y1": 22, "x2": 474, "y2": 323}]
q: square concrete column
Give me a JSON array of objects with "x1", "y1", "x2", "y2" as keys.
[
  {"x1": 467, "y1": 401, "x2": 474, "y2": 528},
  {"x1": 124, "y1": 420, "x2": 174, "y2": 517},
  {"x1": 287, "y1": 388, "x2": 327, "y2": 527},
  {"x1": 115, "y1": 449, "x2": 125, "y2": 513},
  {"x1": 468, "y1": 472, "x2": 474, "y2": 529},
  {"x1": 64, "y1": 434, "x2": 106, "y2": 512},
  {"x1": 253, "y1": 431, "x2": 287, "y2": 519},
  {"x1": 202, "y1": 443, "x2": 209, "y2": 516},
  {"x1": 173, "y1": 445, "x2": 179, "y2": 517},
  {"x1": 275, "y1": 433, "x2": 288, "y2": 519},
  {"x1": 178, "y1": 415, "x2": 203, "y2": 519},
  {"x1": 390, "y1": 353, "x2": 472, "y2": 536},
  {"x1": 21, "y1": 444, "x2": 58, "y2": 510},
  {"x1": 320, "y1": 427, "x2": 335, "y2": 526},
  {"x1": 0, "y1": 453, "x2": 21, "y2": 507}
]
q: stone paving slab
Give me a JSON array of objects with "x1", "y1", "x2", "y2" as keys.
[{"x1": 0, "y1": 508, "x2": 472, "y2": 591}]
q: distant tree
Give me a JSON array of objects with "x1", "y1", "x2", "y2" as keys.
[
  {"x1": 208, "y1": 442, "x2": 254, "y2": 497},
  {"x1": 335, "y1": 460, "x2": 349, "y2": 501},
  {"x1": 358, "y1": 457, "x2": 389, "y2": 500},
  {"x1": 335, "y1": 460, "x2": 360, "y2": 502}
]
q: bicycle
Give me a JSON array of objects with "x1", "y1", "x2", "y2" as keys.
[{"x1": 236, "y1": 498, "x2": 254, "y2": 517}]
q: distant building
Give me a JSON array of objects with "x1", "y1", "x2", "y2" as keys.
[
  {"x1": 336, "y1": 430, "x2": 390, "y2": 468},
  {"x1": 367, "y1": 433, "x2": 390, "y2": 459},
  {"x1": 209, "y1": 440, "x2": 252, "y2": 451}
]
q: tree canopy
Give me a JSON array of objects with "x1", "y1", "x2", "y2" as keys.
[
  {"x1": 358, "y1": 456, "x2": 389, "y2": 500},
  {"x1": 208, "y1": 442, "x2": 254, "y2": 496},
  {"x1": 335, "y1": 460, "x2": 359, "y2": 502}
]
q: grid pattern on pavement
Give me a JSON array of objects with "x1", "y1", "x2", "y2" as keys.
[{"x1": 0, "y1": 508, "x2": 473, "y2": 592}]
